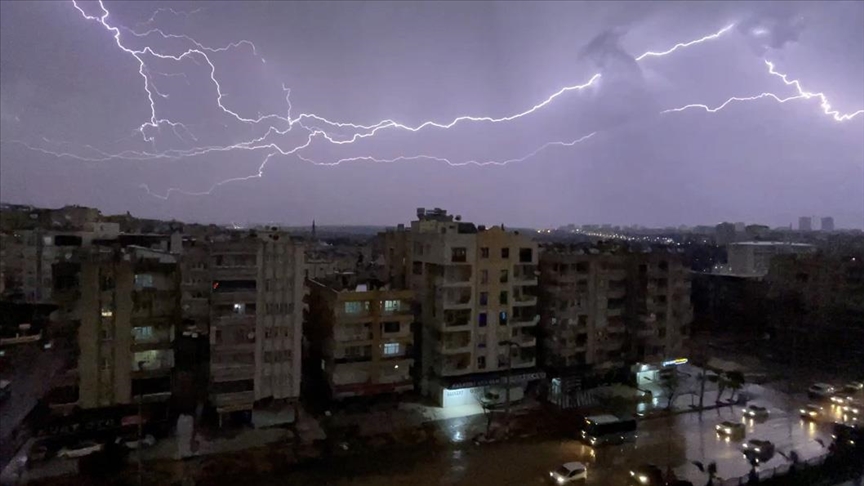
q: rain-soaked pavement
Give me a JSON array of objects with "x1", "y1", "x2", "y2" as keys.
[{"x1": 251, "y1": 383, "x2": 848, "y2": 486}]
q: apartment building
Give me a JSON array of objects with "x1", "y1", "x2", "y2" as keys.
[
  {"x1": 539, "y1": 246, "x2": 692, "y2": 407},
  {"x1": 381, "y1": 208, "x2": 541, "y2": 408},
  {"x1": 207, "y1": 230, "x2": 305, "y2": 422},
  {"x1": 68, "y1": 245, "x2": 180, "y2": 409},
  {"x1": 306, "y1": 274, "x2": 414, "y2": 399}
]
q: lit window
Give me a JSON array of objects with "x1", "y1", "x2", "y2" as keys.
[
  {"x1": 133, "y1": 326, "x2": 154, "y2": 342},
  {"x1": 101, "y1": 306, "x2": 114, "y2": 318},
  {"x1": 383, "y1": 300, "x2": 401, "y2": 313},
  {"x1": 134, "y1": 274, "x2": 154, "y2": 288},
  {"x1": 344, "y1": 301, "x2": 368, "y2": 314},
  {"x1": 383, "y1": 342, "x2": 401, "y2": 356}
]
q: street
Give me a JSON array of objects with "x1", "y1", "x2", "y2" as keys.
[{"x1": 248, "y1": 382, "x2": 836, "y2": 486}]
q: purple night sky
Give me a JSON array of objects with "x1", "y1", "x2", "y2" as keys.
[{"x1": 1, "y1": 1, "x2": 862, "y2": 228}]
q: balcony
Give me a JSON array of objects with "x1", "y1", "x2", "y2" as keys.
[
  {"x1": 441, "y1": 310, "x2": 472, "y2": 332},
  {"x1": 443, "y1": 290, "x2": 472, "y2": 309},
  {"x1": 511, "y1": 314, "x2": 539, "y2": 327},
  {"x1": 211, "y1": 391, "x2": 255, "y2": 410},
  {"x1": 212, "y1": 290, "x2": 257, "y2": 303},
  {"x1": 512, "y1": 332, "x2": 536, "y2": 348},
  {"x1": 513, "y1": 294, "x2": 537, "y2": 306},
  {"x1": 438, "y1": 355, "x2": 472, "y2": 376},
  {"x1": 510, "y1": 356, "x2": 536, "y2": 369},
  {"x1": 334, "y1": 330, "x2": 373, "y2": 344},
  {"x1": 443, "y1": 266, "x2": 473, "y2": 287},
  {"x1": 437, "y1": 333, "x2": 472, "y2": 354},
  {"x1": 513, "y1": 264, "x2": 538, "y2": 284}
]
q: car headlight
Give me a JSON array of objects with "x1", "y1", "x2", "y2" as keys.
[
  {"x1": 590, "y1": 437, "x2": 596, "y2": 444},
  {"x1": 638, "y1": 474, "x2": 649, "y2": 484},
  {"x1": 742, "y1": 443, "x2": 749, "y2": 449},
  {"x1": 556, "y1": 476, "x2": 565, "y2": 484},
  {"x1": 754, "y1": 447, "x2": 761, "y2": 452},
  {"x1": 799, "y1": 409, "x2": 806, "y2": 414}
]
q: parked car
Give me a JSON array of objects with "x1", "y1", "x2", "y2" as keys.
[
  {"x1": 548, "y1": 462, "x2": 588, "y2": 484},
  {"x1": 118, "y1": 433, "x2": 156, "y2": 450},
  {"x1": 57, "y1": 441, "x2": 103, "y2": 459},
  {"x1": 715, "y1": 421, "x2": 746, "y2": 439},
  {"x1": 846, "y1": 382, "x2": 864, "y2": 392},
  {"x1": 842, "y1": 401, "x2": 862, "y2": 417},
  {"x1": 744, "y1": 405, "x2": 769, "y2": 419},
  {"x1": 799, "y1": 404, "x2": 824, "y2": 421},
  {"x1": 808, "y1": 383, "x2": 836, "y2": 400},
  {"x1": 627, "y1": 465, "x2": 665, "y2": 485},
  {"x1": 742, "y1": 439, "x2": 775, "y2": 463}
]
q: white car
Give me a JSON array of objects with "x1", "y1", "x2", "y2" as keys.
[
  {"x1": 808, "y1": 383, "x2": 836, "y2": 399},
  {"x1": 744, "y1": 405, "x2": 769, "y2": 419},
  {"x1": 549, "y1": 462, "x2": 588, "y2": 484},
  {"x1": 57, "y1": 441, "x2": 102, "y2": 459}
]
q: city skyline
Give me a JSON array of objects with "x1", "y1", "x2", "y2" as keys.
[{"x1": 1, "y1": 1, "x2": 862, "y2": 229}]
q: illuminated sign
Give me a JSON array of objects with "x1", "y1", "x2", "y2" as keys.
[{"x1": 662, "y1": 358, "x2": 688, "y2": 367}]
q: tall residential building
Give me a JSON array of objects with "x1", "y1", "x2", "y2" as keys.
[
  {"x1": 820, "y1": 217, "x2": 834, "y2": 232},
  {"x1": 67, "y1": 245, "x2": 180, "y2": 409},
  {"x1": 538, "y1": 247, "x2": 692, "y2": 407},
  {"x1": 206, "y1": 230, "x2": 305, "y2": 423},
  {"x1": 306, "y1": 274, "x2": 415, "y2": 399},
  {"x1": 798, "y1": 216, "x2": 812, "y2": 232},
  {"x1": 380, "y1": 208, "x2": 541, "y2": 408}
]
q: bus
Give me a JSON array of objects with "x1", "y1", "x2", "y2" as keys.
[{"x1": 579, "y1": 414, "x2": 637, "y2": 446}]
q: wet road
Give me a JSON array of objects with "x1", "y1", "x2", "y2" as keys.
[{"x1": 256, "y1": 384, "x2": 836, "y2": 486}]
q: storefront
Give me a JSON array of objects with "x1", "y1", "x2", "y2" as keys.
[{"x1": 437, "y1": 370, "x2": 545, "y2": 408}]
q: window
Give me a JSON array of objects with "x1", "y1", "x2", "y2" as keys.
[
  {"x1": 134, "y1": 274, "x2": 154, "y2": 289},
  {"x1": 100, "y1": 328, "x2": 111, "y2": 341},
  {"x1": 501, "y1": 247, "x2": 510, "y2": 259},
  {"x1": 519, "y1": 248, "x2": 533, "y2": 263},
  {"x1": 480, "y1": 292, "x2": 488, "y2": 306},
  {"x1": 382, "y1": 300, "x2": 401, "y2": 313},
  {"x1": 132, "y1": 326, "x2": 153, "y2": 342},
  {"x1": 344, "y1": 301, "x2": 369, "y2": 314},
  {"x1": 451, "y1": 247, "x2": 467, "y2": 263},
  {"x1": 499, "y1": 291, "x2": 508, "y2": 305},
  {"x1": 477, "y1": 356, "x2": 486, "y2": 369},
  {"x1": 101, "y1": 305, "x2": 114, "y2": 318},
  {"x1": 499, "y1": 311, "x2": 508, "y2": 326},
  {"x1": 499, "y1": 269, "x2": 508, "y2": 283},
  {"x1": 101, "y1": 358, "x2": 110, "y2": 371},
  {"x1": 478, "y1": 312, "x2": 487, "y2": 327},
  {"x1": 480, "y1": 247, "x2": 490, "y2": 258},
  {"x1": 383, "y1": 321, "x2": 400, "y2": 333},
  {"x1": 480, "y1": 270, "x2": 488, "y2": 284},
  {"x1": 383, "y1": 342, "x2": 401, "y2": 356},
  {"x1": 100, "y1": 275, "x2": 115, "y2": 291}
]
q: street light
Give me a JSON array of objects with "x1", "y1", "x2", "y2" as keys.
[{"x1": 499, "y1": 339, "x2": 523, "y2": 437}]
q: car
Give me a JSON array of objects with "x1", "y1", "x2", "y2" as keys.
[
  {"x1": 744, "y1": 405, "x2": 769, "y2": 419},
  {"x1": 742, "y1": 439, "x2": 775, "y2": 463},
  {"x1": 627, "y1": 465, "x2": 665, "y2": 485},
  {"x1": 548, "y1": 462, "x2": 587, "y2": 484},
  {"x1": 119, "y1": 433, "x2": 156, "y2": 450},
  {"x1": 799, "y1": 404, "x2": 824, "y2": 421},
  {"x1": 808, "y1": 383, "x2": 836, "y2": 399},
  {"x1": 846, "y1": 382, "x2": 864, "y2": 392},
  {"x1": 843, "y1": 402, "x2": 862, "y2": 416},
  {"x1": 831, "y1": 393, "x2": 852, "y2": 405},
  {"x1": 715, "y1": 421, "x2": 746, "y2": 439},
  {"x1": 57, "y1": 441, "x2": 103, "y2": 459}
]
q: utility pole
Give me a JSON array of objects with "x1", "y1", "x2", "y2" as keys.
[{"x1": 137, "y1": 360, "x2": 145, "y2": 486}]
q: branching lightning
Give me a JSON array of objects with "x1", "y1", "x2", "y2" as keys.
[
  {"x1": 8, "y1": 1, "x2": 860, "y2": 201},
  {"x1": 662, "y1": 59, "x2": 863, "y2": 121}
]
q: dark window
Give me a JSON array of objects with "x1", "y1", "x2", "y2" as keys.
[
  {"x1": 478, "y1": 313, "x2": 487, "y2": 327},
  {"x1": 480, "y1": 247, "x2": 490, "y2": 258},
  {"x1": 480, "y1": 270, "x2": 488, "y2": 284},
  {"x1": 519, "y1": 248, "x2": 533, "y2": 263},
  {"x1": 499, "y1": 291, "x2": 508, "y2": 305},
  {"x1": 576, "y1": 262, "x2": 588, "y2": 273},
  {"x1": 477, "y1": 356, "x2": 486, "y2": 369},
  {"x1": 499, "y1": 269, "x2": 508, "y2": 283},
  {"x1": 501, "y1": 247, "x2": 510, "y2": 259},
  {"x1": 451, "y1": 247, "x2": 467, "y2": 263},
  {"x1": 499, "y1": 311, "x2": 508, "y2": 326},
  {"x1": 412, "y1": 261, "x2": 423, "y2": 275},
  {"x1": 480, "y1": 292, "x2": 488, "y2": 306},
  {"x1": 383, "y1": 321, "x2": 400, "y2": 333}
]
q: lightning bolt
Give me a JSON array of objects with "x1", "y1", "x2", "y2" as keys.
[
  {"x1": 135, "y1": 6, "x2": 204, "y2": 29},
  {"x1": 662, "y1": 59, "x2": 863, "y2": 121},
  {"x1": 9, "y1": 3, "x2": 757, "y2": 200}
]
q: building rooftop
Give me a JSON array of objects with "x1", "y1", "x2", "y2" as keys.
[{"x1": 729, "y1": 241, "x2": 815, "y2": 248}]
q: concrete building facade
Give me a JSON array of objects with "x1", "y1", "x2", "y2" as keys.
[
  {"x1": 306, "y1": 275, "x2": 415, "y2": 399},
  {"x1": 538, "y1": 247, "x2": 692, "y2": 406},
  {"x1": 380, "y1": 208, "x2": 541, "y2": 408}
]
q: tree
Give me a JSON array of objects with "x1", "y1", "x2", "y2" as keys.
[
  {"x1": 477, "y1": 389, "x2": 500, "y2": 437},
  {"x1": 726, "y1": 371, "x2": 746, "y2": 402},
  {"x1": 662, "y1": 371, "x2": 682, "y2": 411}
]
